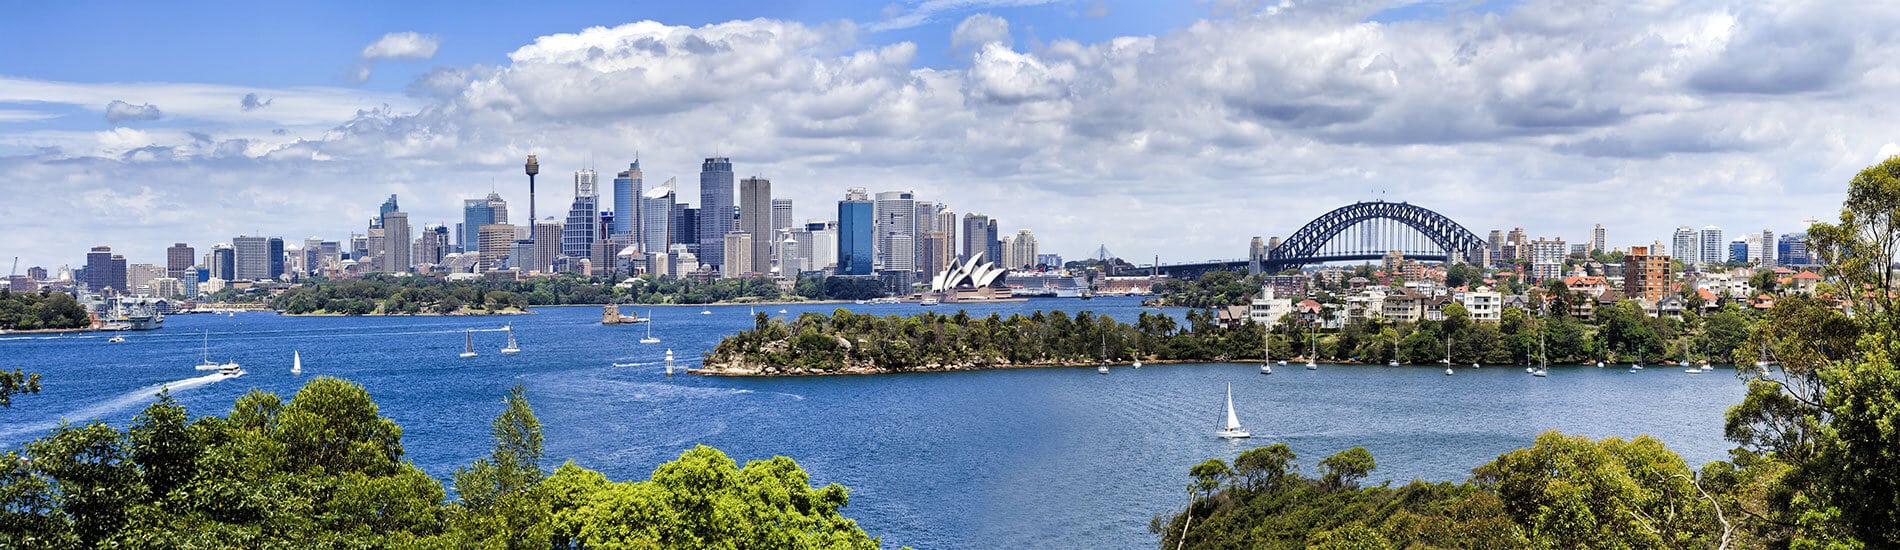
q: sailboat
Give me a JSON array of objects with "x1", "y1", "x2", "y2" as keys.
[
  {"x1": 291, "y1": 350, "x2": 302, "y2": 375},
  {"x1": 1531, "y1": 326, "x2": 1549, "y2": 377},
  {"x1": 195, "y1": 330, "x2": 225, "y2": 371},
  {"x1": 1304, "y1": 322, "x2": 1317, "y2": 369},
  {"x1": 1097, "y1": 334, "x2": 1110, "y2": 374},
  {"x1": 700, "y1": 308, "x2": 712, "y2": 315},
  {"x1": 1444, "y1": 333, "x2": 1454, "y2": 376},
  {"x1": 1261, "y1": 324, "x2": 1274, "y2": 375},
  {"x1": 501, "y1": 324, "x2": 520, "y2": 354},
  {"x1": 1215, "y1": 384, "x2": 1252, "y2": 439},
  {"x1": 459, "y1": 330, "x2": 478, "y2": 358},
  {"x1": 1388, "y1": 336, "x2": 1399, "y2": 367},
  {"x1": 640, "y1": 311, "x2": 661, "y2": 344},
  {"x1": 1755, "y1": 343, "x2": 1770, "y2": 368},
  {"x1": 1684, "y1": 344, "x2": 1704, "y2": 374}
]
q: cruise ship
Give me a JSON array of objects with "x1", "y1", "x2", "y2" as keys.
[{"x1": 1008, "y1": 272, "x2": 1090, "y2": 298}]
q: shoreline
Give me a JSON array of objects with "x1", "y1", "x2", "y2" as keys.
[
  {"x1": 279, "y1": 309, "x2": 533, "y2": 317},
  {"x1": 692, "y1": 358, "x2": 1705, "y2": 377}
]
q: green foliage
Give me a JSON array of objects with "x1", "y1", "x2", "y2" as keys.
[
  {"x1": 1318, "y1": 447, "x2": 1374, "y2": 492},
  {"x1": 1151, "y1": 270, "x2": 1264, "y2": 308},
  {"x1": 1475, "y1": 432, "x2": 1723, "y2": 548},
  {"x1": 0, "y1": 290, "x2": 91, "y2": 330},
  {"x1": 0, "y1": 368, "x2": 41, "y2": 408},
  {"x1": 450, "y1": 384, "x2": 550, "y2": 548}
]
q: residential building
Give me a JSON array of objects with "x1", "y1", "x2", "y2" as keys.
[
  {"x1": 1462, "y1": 288, "x2": 1501, "y2": 322},
  {"x1": 698, "y1": 157, "x2": 735, "y2": 272},
  {"x1": 838, "y1": 189, "x2": 874, "y2": 275},
  {"x1": 1700, "y1": 225, "x2": 1724, "y2": 265},
  {"x1": 1623, "y1": 245, "x2": 1670, "y2": 301},
  {"x1": 612, "y1": 161, "x2": 641, "y2": 239},
  {"x1": 1759, "y1": 229, "x2": 1776, "y2": 267},
  {"x1": 1249, "y1": 286, "x2": 1295, "y2": 328},
  {"x1": 1672, "y1": 226, "x2": 1696, "y2": 260},
  {"x1": 738, "y1": 176, "x2": 774, "y2": 277},
  {"x1": 1778, "y1": 233, "x2": 1811, "y2": 266},
  {"x1": 1729, "y1": 239, "x2": 1748, "y2": 264},
  {"x1": 165, "y1": 243, "x2": 193, "y2": 278},
  {"x1": 1007, "y1": 229, "x2": 1038, "y2": 269},
  {"x1": 1530, "y1": 237, "x2": 1566, "y2": 281},
  {"x1": 1590, "y1": 224, "x2": 1606, "y2": 253},
  {"x1": 1381, "y1": 290, "x2": 1426, "y2": 322}
]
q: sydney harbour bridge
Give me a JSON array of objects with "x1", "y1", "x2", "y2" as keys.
[{"x1": 1150, "y1": 201, "x2": 1487, "y2": 279}]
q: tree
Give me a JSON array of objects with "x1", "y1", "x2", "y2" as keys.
[
  {"x1": 1232, "y1": 444, "x2": 1295, "y2": 492},
  {"x1": 1, "y1": 368, "x2": 40, "y2": 408},
  {"x1": 450, "y1": 384, "x2": 551, "y2": 548},
  {"x1": 1474, "y1": 432, "x2": 1720, "y2": 548},
  {"x1": 1188, "y1": 458, "x2": 1230, "y2": 499},
  {"x1": 1319, "y1": 447, "x2": 1375, "y2": 492}
]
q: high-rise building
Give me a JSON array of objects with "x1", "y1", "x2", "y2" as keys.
[
  {"x1": 1529, "y1": 237, "x2": 1565, "y2": 281},
  {"x1": 806, "y1": 220, "x2": 838, "y2": 274},
  {"x1": 612, "y1": 161, "x2": 642, "y2": 238},
  {"x1": 1729, "y1": 238, "x2": 1749, "y2": 264},
  {"x1": 1699, "y1": 225, "x2": 1724, "y2": 266},
  {"x1": 698, "y1": 157, "x2": 735, "y2": 272},
  {"x1": 1778, "y1": 233, "x2": 1811, "y2": 267},
  {"x1": 533, "y1": 218, "x2": 562, "y2": 273},
  {"x1": 873, "y1": 191, "x2": 916, "y2": 271},
  {"x1": 985, "y1": 219, "x2": 1002, "y2": 264},
  {"x1": 961, "y1": 213, "x2": 990, "y2": 261},
  {"x1": 166, "y1": 243, "x2": 193, "y2": 278},
  {"x1": 1759, "y1": 229, "x2": 1775, "y2": 267},
  {"x1": 1590, "y1": 224, "x2": 1606, "y2": 253},
  {"x1": 676, "y1": 207, "x2": 699, "y2": 252},
  {"x1": 1672, "y1": 226, "x2": 1696, "y2": 261},
  {"x1": 380, "y1": 211, "x2": 411, "y2": 273},
  {"x1": 640, "y1": 177, "x2": 677, "y2": 255},
  {"x1": 563, "y1": 169, "x2": 601, "y2": 265},
  {"x1": 127, "y1": 263, "x2": 163, "y2": 294},
  {"x1": 1008, "y1": 229, "x2": 1039, "y2": 269},
  {"x1": 463, "y1": 193, "x2": 507, "y2": 253},
  {"x1": 415, "y1": 224, "x2": 450, "y2": 266},
  {"x1": 1623, "y1": 246, "x2": 1670, "y2": 301},
  {"x1": 210, "y1": 244, "x2": 234, "y2": 281},
  {"x1": 84, "y1": 246, "x2": 127, "y2": 294},
  {"x1": 376, "y1": 194, "x2": 399, "y2": 227},
  {"x1": 936, "y1": 209, "x2": 958, "y2": 256},
  {"x1": 920, "y1": 231, "x2": 951, "y2": 278},
  {"x1": 366, "y1": 228, "x2": 386, "y2": 268},
  {"x1": 772, "y1": 198, "x2": 794, "y2": 235},
  {"x1": 885, "y1": 232, "x2": 915, "y2": 273},
  {"x1": 738, "y1": 177, "x2": 774, "y2": 277},
  {"x1": 477, "y1": 224, "x2": 516, "y2": 272},
  {"x1": 1486, "y1": 230, "x2": 1504, "y2": 267},
  {"x1": 838, "y1": 188, "x2": 874, "y2": 275},
  {"x1": 723, "y1": 231, "x2": 754, "y2": 279},
  {"x1": 233, "y1": 236, "x2": 280, "y2": 281}
]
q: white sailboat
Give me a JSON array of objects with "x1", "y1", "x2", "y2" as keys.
[
  {"x1": 1531, "y1": 327, "x2": 1548, "y2": 377},
  {"x1": 459, "y1": 330, "x2": 478, "y2": 358},
  {"x1": 640, "y1": 311, "x2": 661, "y2": 344},
  {"x1": 195, "y1": 330, "x2": 225, "y2": 371},
  {"x1": 1098, "y1": 334, "x2": 1109, "y2": 374},
  {"x1": 291, "y1": 350, "x2": 302, "y2": 375},
  {"x1": 1755, "y1": 342, "x2": 1771, "y2": 368},
  {"x1": 1444, "y1": 333, "x2": 1454, "y2": 375},
  {"x1": 501, "y1": 324, "x2": 520, "y2": 354},
  {"x1": 1387, "y1": 337, "x2": 1399, "y2": 367},
  {"x1": 1216, "y1": 384, "x2": 1252, "y2": 439},
  {"x1": 1261, "y1": 323, "x2": 1274, "y2": 375},
  {"x1": 1304, "y1": 322, "x2": 1317, "y2": 370}
]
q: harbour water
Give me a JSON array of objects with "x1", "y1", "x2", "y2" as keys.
[{"x1": 0, "y1": 296, "x2": 1747, "y2": 549}]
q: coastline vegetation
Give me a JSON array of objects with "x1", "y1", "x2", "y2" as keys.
[
  {"x1": 0, "y1": 290, "x2": 92, "y2": 330},
  {"x1": 0, "y1": 378, "x2": 884, "y2": 548},
  {"x1": 271, "y1": 273, "x2": 888, "y2": 315},
  {"x1": 1159, "y1": 156, "x2": 1900, "y2": 548}
]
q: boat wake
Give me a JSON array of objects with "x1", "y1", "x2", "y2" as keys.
[{"x1": 0, "y1": 372, "x2": 236, "y2": 439}]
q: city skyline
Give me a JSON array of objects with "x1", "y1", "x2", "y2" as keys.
[{"x1": 3, "y1": 1, "x2": 1893, "y2": 268}]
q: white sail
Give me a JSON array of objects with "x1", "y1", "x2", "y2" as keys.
[
  {"x1": 292, "y1": 350, "x2": 302, "y2": 375},
  {"x1": 1224, "y1": 384, "x2": 1242, "y2": 431}
]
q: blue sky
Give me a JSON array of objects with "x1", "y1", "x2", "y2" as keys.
[{"x1": 0, "y1": 1, "x2": 1891, "y2": 271}]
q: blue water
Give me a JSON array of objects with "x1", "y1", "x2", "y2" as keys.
[{"x1": 0, "y1": 296, "x2": 1747, "y2": 549}]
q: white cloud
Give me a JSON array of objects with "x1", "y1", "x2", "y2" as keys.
[
  {"x1": 0, "y1": 109, "x2": 57, "y2": 122},
  {"x1": 6, "y1": 2, "x2": 1900, "y2": 271},
  {"x1": 361, "y1": 31, "x2": 441, "y2": 60},
  {"x1": 952, "y1": 13, "x2": 1011, "y2": 50},
  {"x1": 104, "y1": 100, "x2": 162, "y2": 123}
]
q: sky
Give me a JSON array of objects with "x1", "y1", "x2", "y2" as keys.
[{"x1": 1, "y1": 0, "x2": 1895, "y2": 271}]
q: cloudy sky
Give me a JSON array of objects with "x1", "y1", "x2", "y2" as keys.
[{"x1": 1, "y1": 0, "x2": 1893, "y2": 271}]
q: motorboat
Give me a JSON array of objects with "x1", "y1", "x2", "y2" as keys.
[
  {"x1": 700, "y1": 309, "x2": 712, "y2": 315},
  {"x1": 107, "y1": 335, "x2": 125, "y2": 343}
]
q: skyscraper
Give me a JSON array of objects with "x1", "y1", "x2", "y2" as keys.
[
  {"x1": 1009, "y1": 229, "x2": 1039, "y2": 269},
  {"x1": 936, "y1": 209, "x2": 958, "y2": 257},
  {"x1": 986, "y1": 219, "x2": 1002, "y2": 264},
  {"x1": 641, "y1": 177, "x2": 676, "y2": 255},
  {"x1": 378, "y1": 194, "x2": 399, "y2": 227},
  {"x1": 772, "y1": 198, "x2": 794, "y2": 235},
  {"x1": 1700, "y1": 225, "x2": 1724, "y2": 266},
  {"x1": 563, "y1": 169, "x2": 601, "y2": 264},
  {"x1": 210, "y1": 244, "x2": 234, "y2": 281},
  {"x1": 613, "y1": 161, "x2": 642, "y2": 238},
  {"x1": 1530, "y1": 237, "x2": 1565, "y2": 281},
  {"x1": 477, "y1": 224, "x2": 516, "y2": 272},
  {"x1": 838, "y1": 188, "x2": 873, "y2": 275},
  {"x1": 232, "y1": 236, "x2": 283, "y2": 281},
  {"x1": 462, "y1": 194, "x2": 504, "y2": 253},
  {"x1": 166, "y1": 243, "x2": 193, "y2": 278},
  {"x1": 723, "y1": 231, "x2": 754, "y2": 279},
  {"x1": 533, "y1": 218, "x2": 562, "y2": 273},
  {"x1": 1730, "y1": 239, "x2": 1749, "y2": 264},
  {"x1": 1759, "y1": 229, "x2": 1775, "y2": 267},
  {"x1": 1590, "y1": 224, "x2": 1606, "y2": 253},
  {"x1": 738, "y1": 176, "x2": 773, "y2": 277},
  {"x1": 920, "y1": 231, "x2": 951, "y2": 277},
  {"x1": 84, "y1": 246, "x2": 126, "y2": 294},
  {"x1": 1672, "y1": 226, "x2": 1696, "y2": 261},
  {"x1": 960, "y1": 213, "x2": 990, "y2": 261},
  {"x1": 873, "y1": 191, "x2": 916, "y2": 271},
  {"x1": 1486, "y1": 230, "x2": 1504, "y2": 267},
  {"x1": 698, "y1": 157, "x2": 735, "y2": 272},
  {"x1": 1624, "y1": 246, "x2": 1670, "y2": 301},
  {"x1": 381, "y1": 211, "x2": 411, "y2": 273}
]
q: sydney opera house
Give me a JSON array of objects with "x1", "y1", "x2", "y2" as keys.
[{"x1": 925, "y1": 253, "x2": 1015, "y2": 302}]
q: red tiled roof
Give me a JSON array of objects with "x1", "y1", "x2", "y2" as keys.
[{"x1": 1793, "y1": 271, "x2": 1822, "y2": 280}]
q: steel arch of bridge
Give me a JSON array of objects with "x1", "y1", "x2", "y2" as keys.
[{"x1": 1264, "y1": 201, "x2": 1485, "y2": 271}]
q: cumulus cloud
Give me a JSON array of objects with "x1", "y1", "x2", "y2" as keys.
[
  {"x1": 8, "y1": 2, "x2": 1900, "y2": 271},
  {"x1": 352, "y1": 31, "x2": 441, "y2": 83},
  {"x1": 103, "y1": 100, "x2": 162, "y2": 123},
  {"x1": 240, "y1": 92, "x2": 273, "y2": 111},
  {"x1": 952, "y1": 13, "x2": 1011, "y2": 50}
]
